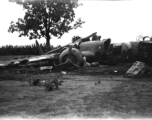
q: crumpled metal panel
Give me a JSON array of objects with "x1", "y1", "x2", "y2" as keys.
[{"x1": 125, "y1": 61, "x2": 146, "y2": 78}]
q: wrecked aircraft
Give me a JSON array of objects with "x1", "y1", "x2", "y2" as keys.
[
  {"x1": 0, "y1": 32, "x2": 152, "y2": 70},
  {"x1": 0, "y1": 32, "x2": 107, "y2": 69}
]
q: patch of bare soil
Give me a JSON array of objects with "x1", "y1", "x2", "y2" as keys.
[{"x1": 0, "y1": 64, "x2": 152, "y2": 119}]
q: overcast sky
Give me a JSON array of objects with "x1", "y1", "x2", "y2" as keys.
[{"x1": 0, "y1": 0, "x2": 152, "y2": 47}]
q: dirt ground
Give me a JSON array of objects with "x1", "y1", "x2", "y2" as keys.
[{"x1": 1, "y1": 56, "x2": 152, "y2": 119}]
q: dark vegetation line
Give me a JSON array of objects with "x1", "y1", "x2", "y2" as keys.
[{"x1": 0, "y1": 43, "x2": 61, "y2": 55}]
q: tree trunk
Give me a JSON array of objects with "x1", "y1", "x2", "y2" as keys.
[
  {"x1": 46, "y1": 38, "x2": 50, "y2": 52},
  {"x1": 45, "y1": 27, "x2": 51, "y2": 52},
  {"x1": 46, "y1": 38, "x2": 50, "y2": 47}
]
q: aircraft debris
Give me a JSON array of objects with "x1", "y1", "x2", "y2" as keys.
[
  {"x1": 0, "y1": 33, "x2": 152, "y2": 70},
  {"x1": 86, "y1": 62, "x2": 91, "y2": 67},
  {"x1": 43, "y1": 73, "x2": 64, "y2": 91},
  {"x1": 29, "y1": 79, "x2": 41, "y2": 86},
  {"x1": 38, "y1": 80, "x2": 45, "y2": 86},
  {"x1": 91, "y1": 62, "x2": 99, "y2": 67},
  {"x1": 39, "y1": 66, "x2": 53, "y2": 71},
  {"x1": 61, "y1": 71, "x2": 67, "y2": 75},
  {"x1": 27, "y1": 71, "x2": 66, "y2": 91},
  {"x1": 124, "y1": 61, "x2": 147, "y2": 78},
  {"x1": 0, "y1": 64, "x2": 6, "y2": 67}
]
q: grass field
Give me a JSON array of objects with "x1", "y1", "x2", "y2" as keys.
[{"x1": 0, "y1": 56, "x2": 152, "y2": 119}]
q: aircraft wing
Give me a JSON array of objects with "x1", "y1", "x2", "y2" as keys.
[{"x1": 0, "y1": 53, "x2": 60, "y2": 68}]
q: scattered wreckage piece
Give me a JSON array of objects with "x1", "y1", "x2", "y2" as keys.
[
  {"x1": 124, "y1": 61, "x2": 147, "y2": 78},
  {"x1": 39, "y1": 66, "x2": 53, "y2": 71},
  {"x1": 43, "y1": 72, "x2": 65, "y2": 91},
  {"x1": 91, "y1": 62, "x2": 99, "y2": 67},
  {"x1": 28, "y1": 71, "x2": 66, "y2": 91},
  {"x1": 85, "y1": 62, "x2": 91, "y2": 67},
  {"x1": 29, "y1": 79, "x2": 41, "y2": 86},
  {"x1": 0, "y1": 63, "x2": 6, "y2": 68}
]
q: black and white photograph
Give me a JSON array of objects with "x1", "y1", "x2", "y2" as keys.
[{"x1": 1, "y1": 0, "x2": 152, "y2": 120}]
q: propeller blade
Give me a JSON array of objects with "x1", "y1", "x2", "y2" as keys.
[
  {"x1": 53, "y1": 60, "x2": 68, "y2": 67},
  {"x1": 72, "y1": 63, "x2": 80, "y2": 68}
]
